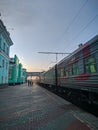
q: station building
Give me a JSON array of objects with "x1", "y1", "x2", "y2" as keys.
[
  {"x1": 9, "y1": 55, "x2": 27, "y2": 85},
  {"x1": 22, "y1": 68, "x2": 27, "y2": 83},
  {"x1": 9, "y1": 55, "x2": 19, "y2": 85},
  {"x1": 0, "y1": 19, "x2": 13, "y2": 88}
]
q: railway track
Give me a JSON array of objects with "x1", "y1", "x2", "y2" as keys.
[{"x1": 41, "y1": 85, "x2": 98, "y2": 117}]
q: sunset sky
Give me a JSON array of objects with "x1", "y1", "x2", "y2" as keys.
[{"x1": 0, "y1": 0, "x2": 98, "y2": 72}]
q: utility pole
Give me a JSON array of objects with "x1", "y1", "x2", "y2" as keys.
[{"x1": 38, "y1": 52, "x2": 70, "y2": 63}]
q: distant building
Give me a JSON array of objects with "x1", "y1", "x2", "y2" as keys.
[
  {"x1": 9, "y1": 55, "x2": 19, "y2": 85},
  {"x1": 0, "y1": 19, "x2": 13, "y2": 88},
  {"x1": 22, "y1": 68, "x2": 27, "y2": 83},
  {"x1": 9, "y1": 55, "x2": 27, "y2": 85},
  {"x1": 17, "y1": 63, "x2": 23, "y2": 84}
]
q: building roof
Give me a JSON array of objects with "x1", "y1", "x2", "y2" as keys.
[{"x1": 0, "y1": 19, "x2": 13, "y2": 46}]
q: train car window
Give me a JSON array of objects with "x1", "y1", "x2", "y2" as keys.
[
  {"x1": 58, "y1": 69, "x2": 61, "y2": 77},
  {"x1": 84, "y1": 56, "x2": 97, "y2": 73},
  {"x1": 72, "y1": 62, "x2": 79, "y2": 75},
  {"x1": 61, "y1": 69, "x2": 64, "y2": 77},
  {"x1": 64, "y1": 67, "x2": 69, "y2": 76},
  {"x1": 66, "y1": 70, "x2": 69, "y2": 76},
  {"x1": 58, "y1": 68, "x2": 64, "y2": 77}
]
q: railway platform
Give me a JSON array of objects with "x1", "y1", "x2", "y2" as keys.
[{"x1": 0, "y1": 83, "x2": 98, "y2": 130}]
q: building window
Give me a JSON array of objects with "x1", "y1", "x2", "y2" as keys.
[
  {"x1": 6, "y1": 62, "x2": 8, "y2": 69},
  {"x1": 84, "y1": 56, "x2": 97, "y2": 74},
  {"x1": 3, "y1": 42, "x2": 5, "y2": 52},
  {"x1": 7, "y1": 47, "x2": 9, "y2": 55},
  {"x1": 2, "y1": 76, "x2": 4, "y2": 83},
  {"x1": 72, "y1": 62, "x2": 79, "y2": 75},
  {"x1": 0, "y1": 37, "x2": 1, "y2": 49},
  {"x1": 9, "y1": 66, "x2": 12, "y2": 80},
  {"x1": 5, "y1": 77, "x2": 7, "y2": 83},
  {"x1": 2, "y1": 59, "x2": 4, "y2": 68}
]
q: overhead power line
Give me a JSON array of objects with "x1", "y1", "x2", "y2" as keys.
[
  {"x1": 62, "y1": 0, "x2": 88, "y2": 37},
  {"x1": 38, "y1": 52, "x2": 70, "y2": 54},
  {"x1": 71, "y1": 14, "x2": 98, "y2": 42},
  {"x1": 62, "y1": 13, "x2": 98, "y2": 52},
  {"x1": 38, "y1": 52, "x2": 71, "y2": 63}
]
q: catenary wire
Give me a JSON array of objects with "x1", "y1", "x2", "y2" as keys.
[
  {"x1": 64, "y1": 13, "x2": 98, "y2": 51},
  {"x1": 59, "y1": 0, "x2": 88, "y2": 41}
]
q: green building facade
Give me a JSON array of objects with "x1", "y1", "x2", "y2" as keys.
[
  {"x1": 22, "y1": 68, "x2": 27, "y2": 83},
  {"x1": 9, "y1": 55, "x2": 27, "y2": 85},
  {"x1": 9, "y1": 55, "x2": 19, "y2": 85},
  {"x1": 0, "y1": 19, "x2": 13, "y2": 88},
  {"x1": 17, "y1": 63, "x2": 23, "y2": 84}
]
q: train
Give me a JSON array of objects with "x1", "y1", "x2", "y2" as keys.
[{"x1": 38, "y1": 35, "x2": 98, "y2": 105}]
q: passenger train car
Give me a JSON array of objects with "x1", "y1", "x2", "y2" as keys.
[{"x1": 39, "y1": 35, "x2": 98, "y2": 105}]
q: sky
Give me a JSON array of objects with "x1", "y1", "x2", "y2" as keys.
[{"x1": 0, "y1": 0, "x2": 98, "y2": 72}]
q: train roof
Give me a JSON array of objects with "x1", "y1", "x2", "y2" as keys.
[
  {"x1": 40, "y1": 35, "x2": 98, "y2": 74},
  {"x1": 57, "y1": 35, "x2": 98, "y2": 65}
]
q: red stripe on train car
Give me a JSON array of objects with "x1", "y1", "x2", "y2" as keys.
[
  {"x1": 78, "y1": 83, "x2": 98, "y2": 87},
  {"x1": 73, "y1": 74, "x2": 91, "y2": 80}
]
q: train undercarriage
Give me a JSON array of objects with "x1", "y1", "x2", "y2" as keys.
[{"x1": 38, "y1": 83, "x2": 98, "y2": 116}]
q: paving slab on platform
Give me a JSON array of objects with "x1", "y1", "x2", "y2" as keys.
[{"x1": 0, "y1": 83, "x2": 98, "y2": 130}]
